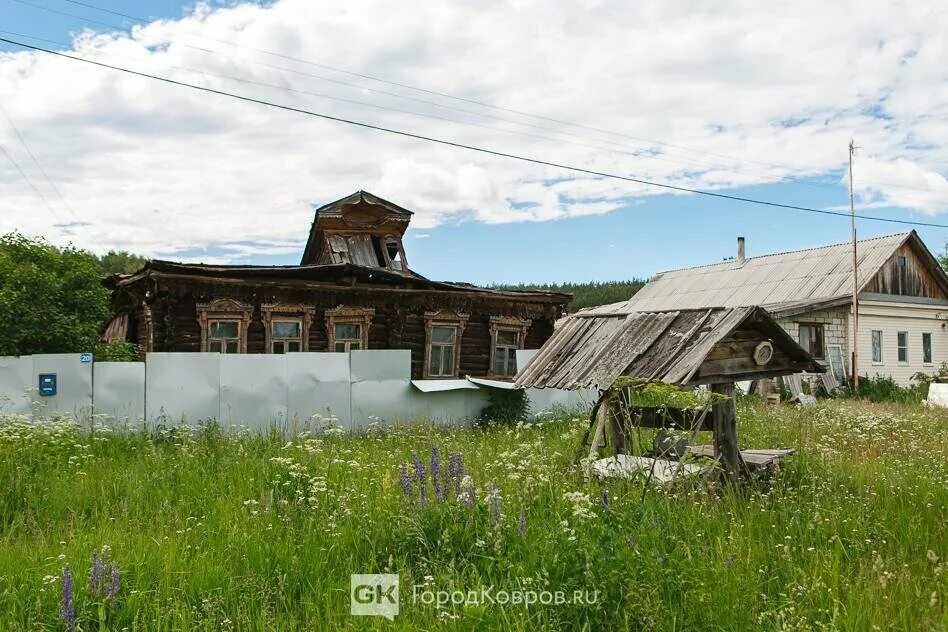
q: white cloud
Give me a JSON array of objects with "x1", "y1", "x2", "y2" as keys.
[{"x1": 0, "y1": 0, "x2": 945, "y2": 260}]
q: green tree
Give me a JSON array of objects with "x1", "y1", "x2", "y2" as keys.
[
  {"x1": 940, "y1": 242, "x2": 948, "y2": 273},
  {"x1": 0, "y1": 233, "x2": 112, "y2": 356},
  {"x1": 492, "y1": 279, "x2": 647, "y2": 311},
  {"x1": 97, "y1": 249, "x2": 148, "y2": 276}
]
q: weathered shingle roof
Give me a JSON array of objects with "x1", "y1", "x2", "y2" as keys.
[
  {"x1": 619, "y1": 231, "x2": 919, "y2": 314},
  {"x1": 515, "y1": 306, "x2": 822, "y2": 390}
]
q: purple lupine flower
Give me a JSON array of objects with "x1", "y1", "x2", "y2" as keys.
[
  {"x1": 89, "y1": 550, "x2": 105, "y2": 595},
  {"x1": 430, "y1": 446, "x2": 444, "y2": 502},
  {"x1": 600, "y1": 489, "x2": 609, "y2": 508},
  {"x1": 411, "y1": 451, "x2": 428, "y2": 508},
  {"x1": 60, "y1": 564, "x2": 75, "y2": 631},
  {"x1": 486, "y1": 482, "x2": 501, "y2": 526},
  {"x1": 398, "y1": 462, "x2": 413, "y2": 498},
  {"x1": 447, "y1": 451, "x2": 463, "y2": 500},
  {"x1": 107, "y1": 562, "x2": 120, "y2": 605},
  {"x1": 517, "y1": 508, "x2": 527, "y2": 537}
]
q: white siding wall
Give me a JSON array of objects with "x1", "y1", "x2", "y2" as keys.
[
  {"x1": 849, "y1": 301, "x2": 948, "y2": 385},
  {"x1": 777, "y1": 302, "x2": 948, "y2": 385}
]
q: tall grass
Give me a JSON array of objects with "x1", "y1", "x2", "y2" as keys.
[{"x1": 0, "y1": 401, "x2": 945, "y2": 630}]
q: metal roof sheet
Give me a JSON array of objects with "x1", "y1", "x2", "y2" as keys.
[{"x1": 620, "y1": 232, "x2": 915, "y2": 313}]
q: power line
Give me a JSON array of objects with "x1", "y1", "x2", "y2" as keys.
[
  {"x1": 11, "y1": 0, "x2": 948, "y2": 200},
  {"x1": 3, "y1": 35, "x2": 947, "y2": 230},
  {"x1": 0, "y1": 139, "x2": 64, "y2": 219},
  {"x1": 51, "y1": 0, "x2": 948, "y2": 197},
  {"x1": 0, "y1": 101, "x2": 92, "y2": 236}
]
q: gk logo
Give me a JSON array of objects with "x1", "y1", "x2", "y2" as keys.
[{"x1": 350, "y1": 574, "x2": 399, "y2": 620}]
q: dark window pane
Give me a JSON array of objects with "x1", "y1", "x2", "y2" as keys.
[
  {"x1": 209, "y1": 341, "x2": 222, "y2": 353},
  {"x1": 288, "y1": 341, "x2": 301, "y2": 353},
  {"x1": 225, "y1": 341, "x2": 239, "y2": 354},
  {"x1": 210, "y1": 321, "x2": 238, "y2": 338},
  {"x1": 273, "y1": 341, "x2": 285, "y2": 354},
  {"x1": 497, "y1": 330, "x2": 519, "y2": 346},
  {"x1": 872, "y1": 331, "x2": 883, "y2": 363},
  {"x1": 349, "y1": 342, "x2": 360, "y2": 351},
  {"x1": 897, "y1": 332, "x2": 908, "y2": 362},
  {"x1": 272, "y1": 321, "x2": 300, "y2": 338},
  {"x1": 923, "y1": 333, "x2": 932, "y2": 363},
  {"x1": 492, "y1": 351, "x2": 506, "y2": 375},
  {"x1": 443, "y1": 347, "x2": 454, "y2": 375},
  {"x1": 334, "y1": 342, "x2": 346, "y2": 352},
  {"x1": 335, "y1": 323, "x2": 361, "y2": 340},
  {"x1": 429, "y1": 347, "x2": 442, "y2": 375},
  {"x1": 431, "y1": 326, "x2": 456, "y2": 343}
]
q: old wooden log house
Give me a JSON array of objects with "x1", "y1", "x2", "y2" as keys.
[
  {"x1": 515, "y1": 304, "x2": 823, "y2": 475},
  {"x1": 104, "y1": 191, "x2": 570, "y2": 380}
]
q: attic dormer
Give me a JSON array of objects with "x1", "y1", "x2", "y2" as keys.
[{"x1": 300, "y1": 190, "x2": 413, "y2": 271}]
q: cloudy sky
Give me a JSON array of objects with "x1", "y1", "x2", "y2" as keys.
[{"x1": 0, "y1": 0, "x2": 946, "y2": 283}]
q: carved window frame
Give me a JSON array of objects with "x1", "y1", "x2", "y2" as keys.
[
  {"x1": 489, "y1": 316, "x2": 531, "y2": 377},
  {"x1": 423, "y1": 310, "x2": 468, "y2": 378},
  {"x1": 196, "y1": 298, "x2": 254, "y2": 353},
  {"x1": 325, "y1": 305, "x2": 374, "y2": 352},
  {"x1": 261, "y1": 303, "x2": 315, "y2": 353}
]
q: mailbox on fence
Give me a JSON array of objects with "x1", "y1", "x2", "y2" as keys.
[{"x1": 38, "y1": 373, "x2": 57, "y2": 397}]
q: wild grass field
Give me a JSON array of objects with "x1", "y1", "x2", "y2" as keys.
[{"x1": 0, "y1": 400, "x2": 945, "y2": 630}]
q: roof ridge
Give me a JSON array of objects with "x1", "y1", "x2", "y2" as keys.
[{"x1": 649, "y1": 231, "x2": 912, "y2": 277}]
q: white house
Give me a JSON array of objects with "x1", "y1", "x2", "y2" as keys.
[{"x1": 617, "y1": 231, "x2": 948, "y2": 386}]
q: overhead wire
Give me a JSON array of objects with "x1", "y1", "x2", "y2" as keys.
[
  {"x1": 47, "y1": 0, "x2": 948, "y2": 197},
  {"x1": 9, "y1": 0, "x2": 948, "y2": 201},
  {"x1": 3, "y1": 35, "x2": 947, "y2": 230}
]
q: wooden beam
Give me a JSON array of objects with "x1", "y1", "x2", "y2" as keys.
[
  {"x1": 588, "y1": 401, "x2": 608, "y2": 461},
  {"x1": 710, "y1": 382, "x2": 742, "y2": 477}
]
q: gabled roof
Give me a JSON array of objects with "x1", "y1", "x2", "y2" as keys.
[
  {"x1": 515, "y1": 306, "x2": 823, "y2": 390},
  {"x1": 301, "y1": 190, "x2": 413, "y2": 265},
  {"x1": 311, "y1": 190, "x2": 414, "y2": 220},
  {"x1": 619, "y1": 231, "x2": 948, "y2": 315}
]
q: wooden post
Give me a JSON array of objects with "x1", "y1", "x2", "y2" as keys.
[
  {"x1": 588, "y1": 401, "x2": 608, "y2": 461},
  {"x1": 710, "y1": 382, "x2": 741, "y2": 477}
]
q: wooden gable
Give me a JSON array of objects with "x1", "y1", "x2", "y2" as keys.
[
  {"x1": 862, "y1": 233, "x2": 948, "y2": 300},
  {"x1": 300, "y1": 191, "x2": 413, "y2": 269}
]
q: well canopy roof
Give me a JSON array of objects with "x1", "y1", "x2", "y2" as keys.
[{"x1": 514, "y1": 305, "x2": 823, "y2": 390}]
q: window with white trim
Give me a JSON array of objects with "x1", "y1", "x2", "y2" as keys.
[
  {"x1": 871, "y1": 330, "x2": 883, "y2": 364},
  {"x1": 196, "y1": 298, "x2": 253, "y2": 353},
  {"x1": 208, "y1": 320, "x2": 240, "y2": 354},
  {"x1": 923, "y1": 332, "x2": 933, "y2": 364},
  {"x1": 897, "y1": 331, "x2": 908, "y2": 363},
  {"x1": 325, "y1": 305, "x2": 373, "y2": 352},
  {"x1": 271, "y1": 320, "x2": 302, "y2": 354},
  {"x1": 492, "y1": 329, "x2": 520, "y2": 376},
  {"x1": 428, "y1": 325, "x2": 458, "y2": 377},
  {"x1": 334, "y1": 323, "x2": 363, "y2": 352}
]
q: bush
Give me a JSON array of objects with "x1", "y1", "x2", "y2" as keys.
[
  {"x1": 478, "y1": 388, "x2": 529, "y2": 425},
  {"x1": 841, "y1": 374, "x2": 928, "y2": 404},
  {"x1": 94, "y1": 340, "x2": 139, "y2": 362}
]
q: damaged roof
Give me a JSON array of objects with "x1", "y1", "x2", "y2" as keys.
[
  {"x1": 514, "y1": 305, "x2": 823, "y2": 390},
  {"x1": 106, "y1": 260, "x2": 571, "y2": 303}
]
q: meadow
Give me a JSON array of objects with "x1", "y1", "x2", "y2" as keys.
[{"x1": 0, "y1": 399, "x2": 945, "y2": 630}]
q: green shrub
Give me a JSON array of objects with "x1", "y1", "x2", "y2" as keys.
[
  {"x1": 478, "y1": 388, "x2": 529, "y2": 425},
  {"x1": 841, "y1": 374, "x2": 928, "y2": 403}
]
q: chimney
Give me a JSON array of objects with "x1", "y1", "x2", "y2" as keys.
[{"x1": 737, "y1": 236, "x2": 745, "y2": 264}]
